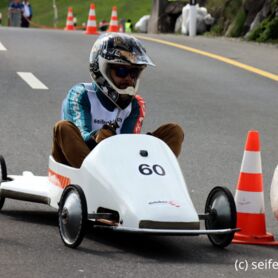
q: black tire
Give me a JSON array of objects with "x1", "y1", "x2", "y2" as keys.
[
  {"x1": 0, "y1": 155, "x2": 7, "y2": 209},
  {"x1": 0, "y1": 155, "x2": 7, "y2": 181},
  {"x1": 58, "y1": 184, "x2": 88, "y2": 248},
  {"x1": 205, "y1": 186, "x2": 237, "y2": 248},
  {"x1": 0, "y1": 195, "x2": 4, "y2": 210}
]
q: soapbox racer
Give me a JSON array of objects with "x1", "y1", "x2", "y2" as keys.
[{"x1": 0, "y1": 134, "x2": 238, "y2": 248}]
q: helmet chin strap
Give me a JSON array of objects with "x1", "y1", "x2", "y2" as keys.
[
  {"x1": 115, "y1": 79, "x2": 140, "y2": 96},
  {"x1": 122, "y1": 86, "x2": 136, "y2": 96}
]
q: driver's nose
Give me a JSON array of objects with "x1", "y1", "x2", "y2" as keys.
[{"x1": 124, "y1": 74, "x2": 136, "y2": 86}]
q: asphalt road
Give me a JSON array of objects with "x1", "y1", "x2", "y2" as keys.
[{"x1": 0, "y1": 27, "x2": 278, "y2": 278}]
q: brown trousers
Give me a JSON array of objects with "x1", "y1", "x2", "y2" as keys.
[{"x1": 52, "y1": 120, "x2": 184, "y2": 168}]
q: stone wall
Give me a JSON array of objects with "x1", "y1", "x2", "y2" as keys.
[{"x1": 148, "y1": 0, "x2": 187, "y2": 33}]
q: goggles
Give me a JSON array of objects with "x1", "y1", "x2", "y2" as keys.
[{"x1": 111, "y1": 65, "x2": 142, "y2": 79}]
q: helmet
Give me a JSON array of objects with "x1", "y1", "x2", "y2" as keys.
[{"x1": 89, "y1": 33, "x2": 155, "y2": 109}]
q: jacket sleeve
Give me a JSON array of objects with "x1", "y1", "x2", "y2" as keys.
[
  {"x1": 62, "y1": 84, "x2": 96, "y2": 142},
  {"x1": 120, "y1": 95, "x2": 145, "y2": 134}
]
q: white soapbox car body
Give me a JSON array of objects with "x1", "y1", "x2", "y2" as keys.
[{"x1": 0, "y1": 134, "x2": 237, "y2": 248}]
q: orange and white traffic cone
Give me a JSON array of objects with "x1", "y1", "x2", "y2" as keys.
[
  {"x1": 85, "y1": 4, "x2": 99, "y2": 35},
  {"x1": 64, "y1": 7, "x2": 75, "y2": 31},
  {"x1": 119, "y1": 24, "x2": 124, "y2": 32},
  {"x1": 233, "y1": 130, "x2": 278, "y2": 245},
  {"x1": 108, "y1": 6, "x2": 119, "y2": 32}
]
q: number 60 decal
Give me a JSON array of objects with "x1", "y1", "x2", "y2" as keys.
[{"x1": 138, "y1": 164, "x2": 166, "y2": 176}]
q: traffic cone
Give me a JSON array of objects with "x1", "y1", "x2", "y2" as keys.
[
  {"x1": 119, "y1": 24, "x2": 124, "y2": 32},
  {"x1": 108, "y1": 6, "x2": 119, "y2": 32},
  {"x1": 64, "y1": 7, "x2": 75, "y2": 31},
  {"x1": 233, "y1": 130, "x2": 278, "y2": 245},
  {"x1": 85, "y1": 4, "x2": 99, "y2": 35}
]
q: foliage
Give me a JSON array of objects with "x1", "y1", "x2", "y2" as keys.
[
  {"x1": 225, "y1": 7, "x2": 246, "y2": 37},
  {"x1": 205, "y1": 0, "x2": 243, "y2": 35},
  {"x1": 205, "y1": 0, "x2": 278, "y2": 42},
  {"x1": 247, "y1": 17, "x2": 278, "y2": 42}
]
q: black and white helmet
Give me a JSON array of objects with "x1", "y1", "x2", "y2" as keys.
[{"x1": 89, "y1": 33, "x2": 155, "y2": 108}]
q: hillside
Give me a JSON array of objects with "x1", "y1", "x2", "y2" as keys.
[
  {"x1": 206, "y1": 0, "x2": 278, "y2": 42},
  {"x1": 0, "y1": 0, "x2": 151, "y2": 28}
]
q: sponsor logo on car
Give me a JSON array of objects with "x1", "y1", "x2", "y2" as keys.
[{"x1": 148, "y1": 200, "x2": 180, "y2": 208}]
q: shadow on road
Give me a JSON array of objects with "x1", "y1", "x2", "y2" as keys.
[
  {"x1": 77, "y1": 223, "x2": 276, "y2": 264},
  {"x1": 0, "y1": 210, "x2": 58, "y2": 227},
  {"x1": 76, "y1": 223, "x2": 234, "y2": 264},
  {"x1": 1, "y1": 210, "x2": 276, "y2": 265}
]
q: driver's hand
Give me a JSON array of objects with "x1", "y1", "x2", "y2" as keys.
[{"x1": 94, "y1": 124, "x2": 117, "y2": 144}]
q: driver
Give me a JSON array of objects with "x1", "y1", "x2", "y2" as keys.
[{"x1": 52, "y1": 33, "x2": 184, "y2": 168}]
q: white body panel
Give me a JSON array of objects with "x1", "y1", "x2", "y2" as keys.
[
  {"x1": 1, "y1": 172, "x2": 49, "y2": 201},
  {"x1": 81, "y1": 134, "x2": 199, "y2": 229},
  {"x1": 1, "y1": 135, "x2": 200, "y2": 231}
]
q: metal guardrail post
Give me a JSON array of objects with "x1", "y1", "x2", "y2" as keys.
[
  {"x1": 53, "y1": 0, "x2": 58, "y2": 28},
  {"x1": 189, "y1": 0, "x2": 197, "y2": 37}
]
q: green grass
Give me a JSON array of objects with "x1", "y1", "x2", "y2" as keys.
[{"x1": 0, "y1": 0, "x2": 152, "y2": 28}]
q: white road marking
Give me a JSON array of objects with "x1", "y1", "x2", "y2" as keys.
[
  {"x1": 17, "y1": 72, "x2": 48, "y2": 90},
  {"x1": 0, "y1": 42, "x2": 7, "y2": 51}
]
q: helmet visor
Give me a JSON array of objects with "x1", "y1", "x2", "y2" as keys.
[{"x1": 113, "y1": 49, "x2": 155, "y2": 66}]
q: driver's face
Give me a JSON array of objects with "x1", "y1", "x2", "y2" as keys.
[{"x1": 110, "y1": 65, "x2": 142, "y2": 89}]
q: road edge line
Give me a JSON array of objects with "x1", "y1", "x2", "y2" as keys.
[{"x1": 135, "y1": 35, "x2": 278, "y2": 82}]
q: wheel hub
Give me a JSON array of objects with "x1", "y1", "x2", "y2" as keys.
[
  {"x1": 61, "y1": 208, "x2": 69, "y2": 224},
  {"x1": 60, "y1": 191, "x2": 83, "y2": 245}
]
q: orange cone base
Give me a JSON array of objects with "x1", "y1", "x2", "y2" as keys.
[
  {"x1": 108, "y1": 27, "x2": 118, "y2": 32},
  {"x1": 64, "y1": 26, "x2": 75, "y2": 31},
  {"x1": 84, "y1": 30, "x2": 99, "y2": 35},
  {"x1": 232, "y1": 212, "x2": 278, "y2": 245},
  {"x1": 233, "y1": 235, "x2": 278, "y2": 246}
]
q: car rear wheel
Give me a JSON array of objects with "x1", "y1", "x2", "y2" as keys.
[
  {"x1": 0, "y1": 155, "x2": 8, "y2": 209},
  {"x1": 58, "y1": 184, "x2": 88, "y2": 248}
]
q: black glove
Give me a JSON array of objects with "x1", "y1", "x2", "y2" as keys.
[
  {"x1": 94, "y1": 122, "x2": 119, "y2": 144},
  {"x1": 103, "y1": 121, "x2": 119, "y2": 133}
]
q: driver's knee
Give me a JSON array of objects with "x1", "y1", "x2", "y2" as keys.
[
  {"x1": 52, "y1": 121, "x2": 90, "y2": 168},
  {"x1": 53, "y1": 120, "x2": 79, "y2": 138},
  {"x1": 52, "y1": 121, "x2": 75, "y2": 165},
  {"x1": 150, "y1": 123, "x2": 184, "y2": 157}
]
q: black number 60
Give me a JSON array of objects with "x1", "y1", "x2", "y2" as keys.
[{"x1": 138, "y1": 164, "x2": 166, "y2": 176}]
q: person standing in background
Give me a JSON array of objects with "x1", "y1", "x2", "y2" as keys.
[
  {"x1": 119, "y1": 18, "x2": 126, "y2": 32},
  {"x1": 73, "y1": 16, "x2": 77, "y2": 28},
  {"x1": 125, "y1": 19, "x2": 133, "y2": 33},
  {"x1": 8, "y1": 0, "x2": 23, "y2": 27},
  {"x1": 21, "y1": 1, "x2": 32, "y2": 28},
  {"x1": 99, "y1": 19, "x2": 109, "y2": 31}
]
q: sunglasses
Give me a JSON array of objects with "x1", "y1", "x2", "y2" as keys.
[{"x1": 111, "y1": 66, "x2": 142, "y2": 79}]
